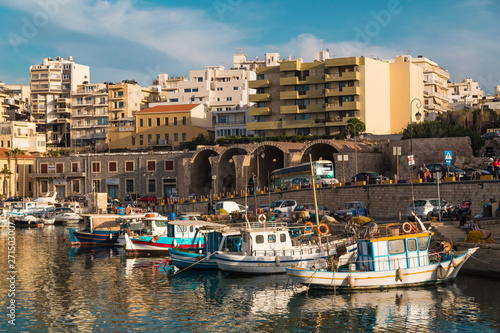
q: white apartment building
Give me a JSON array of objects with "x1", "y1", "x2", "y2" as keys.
[
  {"x1": 30, "y1": 56, "x2": 90, "y2": 146},
  {"x1": 0, "y1": 121, "x2": 46, "y2": 153},
  {"x1": 71, "y1": 83, "x2": 109, "y2": 147},
  {"x1": 0, "y1": 83, "x2": 31, "y2": 121},
  {"x1": 448, "y1": 78, "x2": 484, "y2": 110}
]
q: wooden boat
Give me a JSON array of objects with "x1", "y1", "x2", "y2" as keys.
[
  {"x1": 123, "y1": 214, "x2": 206, "y2": 256},
  {"x1": 215, "y1": 221, "x2": 355, "y2": 274},
  {"x1": 13, "y1": 215, "x2": 44, "y2": 228},
  {"x1": 286, "y1": 221, "x2": 478, "y2": 290},
  {"x1": 69, "y1": 214, "x2": 123, "y2": 246},
  {"x1": 168, "y1": 222, "x2": 241, "y2": 270}
]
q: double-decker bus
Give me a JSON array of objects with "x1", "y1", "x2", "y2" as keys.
[{"x1": 269, "y1": 160, "x2": 337, "y2": 189}]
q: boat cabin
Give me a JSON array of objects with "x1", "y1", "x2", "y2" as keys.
[
  {"x1": 238, "y1": 225, "x2": 292, "y2": 255},
  {"x1": 356, "y1": 232, "x2": 432, "y2": 272}
]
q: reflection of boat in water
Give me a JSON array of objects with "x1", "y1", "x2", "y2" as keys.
[
  {"x1": 69, "y1": 246, "x2": 122, "y2": 260},
  {"x1": 286, "y1": 285, "x2": 464, "y2": 332},
  {"x1": 287, "y1": 221, "x2": 477, "y2": 290}
]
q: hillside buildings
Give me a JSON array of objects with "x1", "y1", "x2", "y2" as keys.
[
  {"x1": 0, "y1": 83, "x2": 31, "y2": 121},
  {"x1": 448, "y1": 78, "x2": 484, "y2": 110}
]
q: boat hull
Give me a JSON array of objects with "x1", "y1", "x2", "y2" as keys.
[
  {"x1": 69, "y1": 228, "x2": 119, "y2": 246},
  {"x1": 168, "y1": 248, "x2": 218, "y2": 269},
  {"x1": 286, "y1": 248, "x2": 478, "y2": 290},
  {"x1": 124, "y1": 234, "x2": 204, "y2": 256}
]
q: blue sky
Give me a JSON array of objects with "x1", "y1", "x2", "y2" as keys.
[{"x1": 1, "y1": 0, "x2": 499, "y2": 94}]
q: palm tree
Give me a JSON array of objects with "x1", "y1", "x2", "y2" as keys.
[
  {"x1": 0, "y1": 167, "x2": 12, "y2": 198},
  {"x1": 11, "y1": 148, "x2": 25, "y2": 196}
]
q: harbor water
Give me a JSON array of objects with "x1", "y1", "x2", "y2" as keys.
[{"x1": 1, "y1": 226, "x2": 500, "y2": 332}]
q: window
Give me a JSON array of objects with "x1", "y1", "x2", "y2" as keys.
[
  {"x1": 108, "y1": 162, "x2": 117, "y2": 172},
  {"x1": 255, "y1": 235, "x2": 264, "y2": 244},
  {"x1": 197, "y1": 77, "x2": 203, "y2": 82},
  {"x1": 40, "y1": 164, "x2": 48, "y2": 173},
  {"x1": 407, "y1": 239, "x2": 417, "y2": 252},
  {"x1": 280, "y1": 233, "x2": 287, "y2": 243},
  {"x1": 148, "y1": 118, "x2": 152, "y2": 126},
  {"x1": 182, "y1": 133, "x2": 186, "y2": 141},
  {"x1": 216, "y1": 108, "x2": 223, "y2": 112},
  {"x1": 192, "y1": 88, "x2": 199, "y2": 92},
  {"x1": 125, "y1": 161, "x2": 134, "y2": 172},
  {"x1": 216, "y1": 87, "x2": 223, "y2": 91},
  {"x1": 169, "y1": 98, "x2": 178, "y2": 102},
  {"x1": 126, "y1": 179, "x2": 134, "y2": 193},
  {"x1": 73, "y1": 180, "x2": 80, "y2": 193},
  {"x1": 131, "y1": 137, "x2": 135, "y2": 145},
  {"x1": 174, "y1": 117, "x2": 178, "y2": 125},
  {"x1": 156, "y1": 134, "x2": 160, "y2": 143},
  {"x1": 388, "y1": 239, "x2": 405, "y2": 255},
  {"x1": 140, "y1": 119, "x2": 144, "y2": 127},
  {"x1": 91, "y1": 162, "x2": 100, "y2": 173},
  {"x1": 418, "y1": 236, "x2": 430, "y2": 251},
  {"x1": 182, "y1": 117, "x2": 186, "y2": 125},
  {"x1": 258, "y1": 74, "x2": 265, "y2": 80},
  {"x1": 148, "y1": 179, "x2": 156, "y2": 193},
  {"x1": 41, "y1": 180, "x2": 48, "y2": 193},
  {"x1": 118, "y1": 101, "x2": 124, "y2": 108},
  {"x1": 117, "y1": 91, "x2": 124, "y2": 97},
  {"x1": 174, "y1": 133, "x2": 178, "y2": 141},
  {"x1": 147, "y1": 161, "x2": 156, "y2": 172},
  {"x1": 139, "y1": 135, "x2": 143, "y2": 145},
  {"x1": 165, "y1": 161, "x2": 174, "y2": 171},
  {"x1": 268, "y1": 234, "x2": 276, "y2": 243},
  {"x1": 165, "y1": 118, "x2": 169, "y2": 126},
  {"x1": 56, "y1": 163, "x2": 63, "y2": 173},
  {"x1": 156, "y1": 118, "x2": 160, "y2": 126},
  {"x1": 148, "y1": 134, "x2": 152, "y2": 142},
  {"x1": 233, "y1": 86, "x2": 238, "y2": 90},
  {"x1": 165, "y1": 134, "x2": 169, "y2": 142},
  {"x1": 184, "y1": 88, "x2": 191, "y2": 93}
]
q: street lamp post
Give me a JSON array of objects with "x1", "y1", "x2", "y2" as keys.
[
  {"x1": 409, "y1": 98, "x2": 422, "y2": 179},
  {"x1": 346, "y1": 123, "x2": 364, "y2": 175}
]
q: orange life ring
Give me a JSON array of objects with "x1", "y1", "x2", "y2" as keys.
[
  {"x1": 304, "y1": 222, "x2": 314, "y2": 234},
  {"x1": 318, "y1": 223, "x2": 329, "y2": 236},
  {"x1": 233, "y1": 212, "x2": 240, "y2": 220},
  {"x1": 258, "y1": 214, "x2": 266, "y2": 224},
  {"x1": 402, "y1": 222, "x2": 412, "y2": 234}
]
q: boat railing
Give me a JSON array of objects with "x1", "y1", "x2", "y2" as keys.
[
  {"x1": 248, "y1": 240, "x2": 352, "y2": 258},
  {"x1": 230, "y1": 221, "x2": 288, "y2": 230},
  {"x1": 320, "y1": 253, "x2": 433, "y2": 272}
]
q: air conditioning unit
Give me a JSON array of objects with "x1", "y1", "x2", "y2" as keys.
[
  {"x1": 149, "y1": 140, "x2": 156, "y2": 145},
  {"x1": 158, "y1": 139, "x2": 166, "y2": 144}
]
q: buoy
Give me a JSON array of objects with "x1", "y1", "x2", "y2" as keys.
[
  {"x1": 451, "y1": 257, "x2": 457, "y2": 267},
  {"x1": 396, "y1": 267, "x2": 403, "y2": 282},
  {"x1": 436, "y1": 264, "x2": 446, "y2": 279},
  {"x1": 258, "y1": 214, "x2": 266, "y2": 224},
  {"x1": 197, "y1": 239, "x2": 202, "y2": 248},
  {"x1": 348, "y1": 274, "x2": 356, "y2": 288},
  {"x1": 402, "y1": 222, "x2": 412, "y2": 234},
  {"x1": 317, "y1": 223, "x2": 329, "y2": 236},
  {"x1": 275, "y1": 256, "x2": 281, "y2": 266},
  {"x1": 172, "y1": 239, "x2": 177, "y2": 248},
  {"x1": 304, "y1": 222, "x2": 314, "y2": 234}
]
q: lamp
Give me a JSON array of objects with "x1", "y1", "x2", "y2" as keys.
[{"x1": 410, "y1": 98, "x2": 422, "y2": 178}]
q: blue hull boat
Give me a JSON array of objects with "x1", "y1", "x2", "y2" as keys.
[{"x1": 69, "y1": 228, "x2": 119, "y2": 246}]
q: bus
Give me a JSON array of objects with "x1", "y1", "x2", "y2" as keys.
[{"x1": 269, "y1": 160, "x2": 337, "y2": 189}]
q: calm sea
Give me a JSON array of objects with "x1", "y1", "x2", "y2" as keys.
[{"x1": 0, "y1": 226, "x2": 499, "y2": 332}]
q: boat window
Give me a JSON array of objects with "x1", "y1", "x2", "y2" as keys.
[
  {"x1": 155, "y1": 220, "x2": 169, "y2": 227},
  {"x1": 407, "y1": 239, "x2": 417, "y2": 252},
  {"x1": 388, "y1": 239, "x2": 405, "y2": 254},
  {"x1": 255, "y1": 235, "x2": 264, "y2": 244},
  {"x1": 280, "y1": 233, "x2": 286, "y2": 243},
  {"x1": 176, "y1": 225, "x2": 187, "y2": 233},
  {"x1": 243, "y1": 234, "x2": 248, "y2": 243},
  {"x1": 190, "y1": 226, "x2": 194, "y2": 232},
  {"x1": 268, "y1": 234, "x2": 276, "y2": 243},
  {"x1": 418, "y1": 236, "x2": 430, "y2": 251}
]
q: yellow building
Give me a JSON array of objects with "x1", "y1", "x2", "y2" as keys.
[
  {"x1": 107, "y1": 104, "x2": 213, "y2": 150},
  {"x1": 0, "y1": 148, "x2": 34, "y2": 198},
  {"x1": 248, "y1": 55, "x2": 423, "y2": 136}
]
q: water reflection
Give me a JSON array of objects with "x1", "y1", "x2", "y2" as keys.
[{"x1": 0, "y1": 226, "x2": 499, "y2": 332}]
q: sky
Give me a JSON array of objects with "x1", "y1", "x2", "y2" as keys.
[{"x1": 1, "y1": 0, "x2": 499, "y2": 94}]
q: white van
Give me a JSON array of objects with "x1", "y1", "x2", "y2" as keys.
[{"x1": 214, "y1": 201, "x2": 246, "y2": 214}]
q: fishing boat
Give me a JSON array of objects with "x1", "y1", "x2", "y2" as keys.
[
  {"x1": 69, "y1": 214, "x2": 124, "y2": 246},
  {"x1": 215, "y1": 220, "x2": 355, "y2": 274},
  {"x1": 8, "y1": 200, "x2": 54, "y2": 218},
  {"x1": 123, "y1": 214, "x2": 206, "y2": 256},
  {"x1": 53, "y1": 207, "x2": 82, "y2": 225},
  {"x1": 13, "y1": 215, "x2": 44, "y2": 228},
  {"x1": 168, "y1": 221, "x2": 241, "y2": 270},
  {"x1": 286, "y1": 220, "x2": 479, "y2": 290}
]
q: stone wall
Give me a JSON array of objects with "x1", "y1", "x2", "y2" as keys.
[{"x1": 173, "y1": 180, "x2": 500, "y2": 218}]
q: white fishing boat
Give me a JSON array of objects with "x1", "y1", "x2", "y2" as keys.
[
  {"x1": 286, "y1": 220, "x2": 478, "y2": 290},
  {"x1": 215, "y1": 221, "x2": 355, "y2": 274},
  {"x1": 53, "y1": 207, "x2": 82, "y2": 225}
]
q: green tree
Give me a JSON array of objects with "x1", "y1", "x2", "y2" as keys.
[
  {"x1": 0, "y1": 167, "x2": 12, "y2": 197},
  {"x1": 346, "y1": 118, "x2": 366, "y2": 136},
  {"x1": 179, "y1": 134, "x2": 216, "y2": 151}
]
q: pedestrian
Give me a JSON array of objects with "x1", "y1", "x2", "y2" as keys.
[{"x1": 493, "y1": 158, "x2": 500, "y2": 179}]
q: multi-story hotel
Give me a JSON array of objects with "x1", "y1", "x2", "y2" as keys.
[
  {"x1": 248, "y1": 53, "x2": 423, "y2": 136},
  {"x1": 107, "y1": 104, "x2": 212, "y2": 151},
  {"x1": 71, "y1": 83, "x2": 109, "y2": 147},
  {"x1": 448, "y1": 78, "x2": 484, "y2": 110},
  {"x1": 29, "y1": 56, "x2": 90, "y2": 146}
]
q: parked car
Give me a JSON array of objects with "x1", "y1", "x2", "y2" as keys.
[
  {"x1": 351, "y1": 172, "x2": 389, "y2": 184},
  {"x1": 481, "y1": 131, "x2": 500, "y2": 140},
  {"x1": 124, "y1": 194, "x2": 140, "y2": 202},
  {"x1": 139, "y1": 195, "x2": 157, "y2": 203},
  {"x1": 333, "y1": 201, "x2": 370, "y2": 221},
  {"x1": 263, "y1": 200, "x2": 298, "y2": 218},
  {"x1": 426, "y1": 163, "x2": 466, "y2": 178},
  {"x1": 406, "y1": 198, "x2": 448, "y2": 221},
  {"x1": 292, "y1": 203, "x2": 331, "y2": 222},
  {"x1": 214, "y1": 201, "x2": 246, "y2": 214},
  {"x1": 5, "y1": 196, "x2": 23, "y2": 202}
]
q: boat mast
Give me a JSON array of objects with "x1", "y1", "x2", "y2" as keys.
[{"x1": 309, "y1": 154, "x2": 321, "y2": 245}]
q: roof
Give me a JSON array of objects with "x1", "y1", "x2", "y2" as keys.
[
  {"x1": 136, "y1": 104, "x2": 201, "y2": 114},
  {"x1": 0, "y1": 148, "x2": 33, "y2": 159}
]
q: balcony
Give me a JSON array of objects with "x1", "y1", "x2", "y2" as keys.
[
  {"x1": 249, "y1": 93, "x2": 271, "y2": 103},
  {"x1": 54, "y1": 118, "x2": 70, "y2": 124},
  {"x1": 280, "y1": 61, "x2": 301, "y2": 72},
  {"x1": 299, "y1": 90, "x2": 325, "y2": 99},
  {"x1": 280, "y1": 91, "x2": 299, "y2": 100},
  {"x1": 247, "y1": 121, "x2": 281, "y2": 131},
  {"x1": 325, "y1": 116, "x2": 358, "y2": 127},
  {"x1": 325, "y1": 57, "x2": 360, "y2": 67},
  {"x1": 55, "y1": 107, "x2": 71, "y2": 114},
  {"x1": 301, "y1": 104, "x2": 325, "y2": 113},
  {"x1": 109, "y1": 95, "x2": 125, "y2": 101},
  {"x1": 325, "y1": 101, "x2": 360, "y2": 111},
  {"x1": 281, "y1": 119, "x2": 315, "y2": 129},
  {"x1": 280, "y1": 77, "x2": 299, "y2": 86},
  {"x1": 55, "y1": 98, "x2": 70, "y2": 104},
  {"x1": 299, "y1": 75, "x2": 325, "y2": 85},
  {"x1": 215, "y1": 120, "x2": 246, "y2": 127},
  {"x1": 325, "y1": 86, "x2": 360, "y2": 97},
  {"x1": 280, "y1": 105, "x2": 299, "y2": 114},
  {"x1": 248, "y1": 79, "x2": 271, "y2": 89},
  {"x1": 249, "y1": 107, "x2": 271, "y2": 116},
  {"x1": 72, "y1": 111, "x2": 92, "y2": 118},
  {"x1": 325, "y1": 71, "x2": 360, "y2": 82}
]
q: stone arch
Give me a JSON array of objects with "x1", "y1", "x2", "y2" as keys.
[
  {"x1": 217, "y1": 145, "x2": 251, "y2": 194},
  {"x1": 190, "y1": 147, "x2": 224, "y2": 196}
]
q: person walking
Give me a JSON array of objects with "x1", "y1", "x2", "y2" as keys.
[{"x1": 493, "y1": 158, "x2": 500, "y2": 179}]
